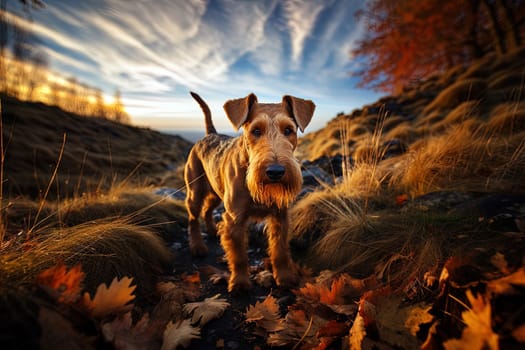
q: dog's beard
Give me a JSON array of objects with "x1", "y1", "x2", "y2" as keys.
[{"x1": 246, "y1": 161, "x2": 302, "y2": 210}]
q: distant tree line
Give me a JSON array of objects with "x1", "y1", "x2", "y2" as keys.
[
  {"x1": 353, "y1": 0, "x2": 525, "y2": 93},
  {"x1": 0, "y1": 0, "x2": 130, "y2": 123}
]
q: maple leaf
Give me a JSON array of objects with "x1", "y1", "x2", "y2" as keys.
[
  {"x1": 245, "y1": 295, "x2": 285, "y2": 336},
  {"x1": 349, "y1": 311, "x2": 366, "y2": 350},
  {"x1": 37, "y1": 263, "x2": 85, "y2": 304},
  {"x1": 181, "y1": 271, "x2": 200, "y2": 284},
  {"x1": 296, "y1": 273, "x2": 377, "y2": 306},
  {"x1": 102, "y1": 311, "x2": 164, "y2": 350},
  {"x1": 82, "y1": 276, "x2": 136, "y2": 318},
  {"x1": 395, "y1": 194, "x2": 409, "y2": 206},
  {"x1": 254, "y1": 270, "x2": 274, "y2": 288},
  {"x1": 443, "y1": 290, "x2": 499, "y2": 350},
  {"x1": 487, "y1": 267, "x2": 525, "y2": 295},
  {"x1": 267, "y1": 310, "x2": 325, "y2": 348},
  {"x1": 161, "y1": 319, "x2": 200, "y2": 350},
  {"x1": 356, "y1": 289, "x2": 427, "y2": 349},
  {"x1": 183, "y1": 294, "x2": 230, "y2": 326},
  {"x1": 317, "y1": 320, "x2": 349, "y2": 338},
  {"x1": 320, "y1": 275, "x2": 347, "y2": 305},
  {"x1": 152, "y1": 281, "x2": 186, "y2": 323},
  {"x1": 404, "y1": 303, "x2": 434, "y2": 336}
]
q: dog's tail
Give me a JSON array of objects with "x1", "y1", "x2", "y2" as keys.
[{"x1": 190, "y1": 92, "x2": 217, "y2": 135}]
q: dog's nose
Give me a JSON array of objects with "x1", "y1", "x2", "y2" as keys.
[{"x1": 266, "y1": 164, "x2": 285, "y2": 181}]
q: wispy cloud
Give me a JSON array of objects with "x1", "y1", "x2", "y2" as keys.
[
  {"x1": 283, "y1": 0, "x2": 325, "y2": 68},
  {"x1": 10, "y1": 0, "x2": 377, "y2": 132}
]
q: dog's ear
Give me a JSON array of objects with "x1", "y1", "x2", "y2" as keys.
[
  {"x1": 282, "y1": 95, "x2": 315, "y2": 132},
  {"x1": 223, "y1": 93, "x2": 258, "y2": 131}
]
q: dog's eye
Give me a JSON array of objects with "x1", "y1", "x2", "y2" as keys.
[
  {"x1": 283, "y1": 127, "x2": 293, "y2": 136},
  {"x1": 251, "y1": 128, "x2": 262, "y2": 137}
]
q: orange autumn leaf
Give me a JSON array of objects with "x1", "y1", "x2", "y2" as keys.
[
  {"x1": 37, "y1": 263, "x2": 85, "y2": 304},
  {"x1": 443, "y1": 290, "x2": 498, "y2": 350},
  {"x1": 317, "y1": 320, "x2": 349, "y2": 338},
  {"x1": 320, "y1": 276, "x2": 347, "y2": 305},
  {"x1": 245, "y1": 295, "x2": 285, "y2": 335},
  {"x1": 395, "y1": 194, "x2": 409, "y2": 206},
  {"x1": 182, "y1": 271, "x2": 201, "y2": 284},
  {"x1": 487, "y1": 267, "x2": 525, "y2": 295},
  {"x1": 82, "y1": 276, "x2": 136, "y2": 318}
]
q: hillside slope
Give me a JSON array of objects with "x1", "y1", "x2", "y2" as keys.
[
  {"x1": 298, "y1": 47, "x2": 525, "y2": 165},
  {"x1": 1, "y1": 95, "x2": 192, "y2": 199}
]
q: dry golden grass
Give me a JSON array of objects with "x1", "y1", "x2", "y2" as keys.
[
  {"x1": 422, "y1": 78, "x2": 487, "y2": 115},
  {"x1": 394, "y1": 123, "x2": 525, "y2": 195},
  {"x1": 0, "y1": 219, "x2": 172, "y2": 297},
  {"x1": 0, "y1": 183, "x2": 188, "y2": 299},
  {"x1": 429, "y1": 100, "x2": 480, "y2": 133},
  {"x1": 383, "y1": 122, "x2": 415, "y2": 142},
  {"x1": 487, "y1": 101, "x2": 525, "y2": 134},
  {"x1": 289, "y1": 184, "x2": 510, "y2": 288}
]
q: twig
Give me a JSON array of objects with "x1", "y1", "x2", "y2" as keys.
[{"x1": 293, "y1": 316, "x2": 314, "y2": 350}]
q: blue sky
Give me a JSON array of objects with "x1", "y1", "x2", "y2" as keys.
[{"x1": 12, "y1": 0, "x2": 381, "y2": 134}]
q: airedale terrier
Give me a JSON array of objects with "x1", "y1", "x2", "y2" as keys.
[{"x1": 184, "y1": 92, "x2": 315, "y2": 292}]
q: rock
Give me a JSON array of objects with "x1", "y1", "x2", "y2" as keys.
[
  {"x1": 401, "y1": 191, "x2": 476, "y2": 212},
  {"x1": 302, "y1": 154, "x2": 346, "y2": 177},
  {"x1": 449, "y1": 193, "x2": 525, "y2": 231},
  {"x1": 301, "y1": 166, "x2": 334, "y2": 187}
]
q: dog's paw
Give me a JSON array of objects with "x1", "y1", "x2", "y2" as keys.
[
  {"x1": 190, "y1": 241, "x2": 209, "y2": 257},
  {"x1": 228, "y1": 274, "x2": 251, "y2": 293},
  {"x1": 274, "y1": 269, "x2": 300, "y2": 288}
]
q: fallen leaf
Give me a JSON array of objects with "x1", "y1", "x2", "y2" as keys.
[
  {"x1": 183, "y1": 294, "x2": 230, "y2": 326},
  {"x1": 182, "y1": 271, "x2": 200, "y2": 284},
  {"x1": 395, "y1": 194, "x2": 408, "y2": 206},
  {"x1": 424, "y1": 271, "x2": 438, "y2": 288},
  {"x1": 102, "y1": 311, "x2": 163, "y2": 350},
  {"x1": 82, "y1": 276, "x2": 136, "y2": 318},
  {"x1": 487, "y1": 267, "x2": 525, "y2": 295},
  {"x1": 513, "y1": 324, "x2": 525, "y2": 342},
  {"x1": 317, "y1": 320, "x2": 349, "y2": 338},
  {"x1": 349, "y1": 311, "x2": 366, "y2": 350},
  {"x1": 245, "y1": 295, "x2": 285, "y2": 335},
  {"x1": 404, "y1": 303, "x2": 434, "y2": 336},
  {"x1": 161, "y1": 319, "x2": 200, "y2": 350},
  {"x1": 254, "y1": 270, "x2": 274, "y2": 288},
  {"x1": 152, "y1": 282, "x2": 186, "y2": 323},
  {"x1": 320, "y1": 275, "x2": 347, "y2": 305},
  {"x1": 267, "y1": 310, "x2": 325, "y2": 347},
  {"x1": 199, "y1": 265, "x2": 229, "y2": 285},
  {"x1": 326, "y1": 304, "x2": 358, "y2": 316},
  {"x1": 37, "y1": 263, "x2": 85, "y2": 304},
  {"x1": 443, "y1": 290, "x2": 498, "y2": 350}
]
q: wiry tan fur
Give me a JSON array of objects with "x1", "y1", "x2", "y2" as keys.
[{"x1": 184, "y1": 92, "x2": 315, "y2": 292}]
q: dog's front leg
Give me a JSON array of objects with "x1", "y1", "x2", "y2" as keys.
[
  {"x1": 266, "y1": 210, "x2": 299, "y2": 288},
  {"x1": 220, "y1": 212, "x2": 251, "y2": 292}
]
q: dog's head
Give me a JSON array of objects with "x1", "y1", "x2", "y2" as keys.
[{"x1": 223, "y1": 94, "x2": 315, "y2": 208}]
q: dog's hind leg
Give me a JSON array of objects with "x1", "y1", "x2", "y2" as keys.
[
  {"x1": 184, "y1": 152, "x2": 210, "y2": 256},
  {"x1": 202, "y1": 194, "x2": 221, "y2": 238}
]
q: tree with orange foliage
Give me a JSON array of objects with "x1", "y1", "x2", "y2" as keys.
[{"x1": 352, "y1": 0, "x2": 525, "y2": 93}]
